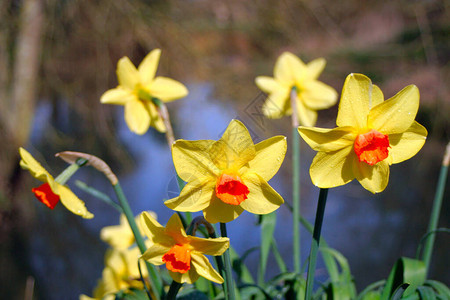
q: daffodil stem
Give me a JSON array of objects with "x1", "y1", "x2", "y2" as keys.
[
  {"x1": 305, "y1": 188, "x2": 329, "y2": 300},
  {"x1": 154, "y1": 98, "x2": 175, "y2": 147},
  {"x1": 422, "y1": 143, "x2": 449, "y2": 275},
  {"x1": 290, "y1": 86, "x2": 301, "y2": 274},
  {"x1": 166, "y1": 281, "x2": 182, "y2": 300},
  {"x1": 54, "y1": 158, "x2": 87, "y2": 185},
  {"x1": 220, "y1": 222, "x2": 236, "y2": 300},
  {"x1": 292, "y1": 126, "x2": 301, "y2": 274},
  {"x1": 113, "y1": 183, "x2": 164, "y2": 300}
]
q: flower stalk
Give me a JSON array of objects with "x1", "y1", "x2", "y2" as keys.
[
  {"x1": 220, "y1": 222, "x2": 236, "y2": 300},
  {"x1": 113, "y1": 183, "x2": 163, "y2": 299},
  {"x1": 291, "y1": 87, "x2": 301, "y2": 274},
  {"x1": 422, "y1": 142, "x2": 449, "y2": 275},
  {"x1": 305, "y1": 188, "x2": 329, "y2": 300}
]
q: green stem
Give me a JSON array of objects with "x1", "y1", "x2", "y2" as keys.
[
  {"x1": 54, "y1": 158, "x2": 87, "y2": 185},
  {"x1": 305, "y1": 188, "x2": 329, "y2": 300},
  {"x1": 166, "y1": 281, "x2": 182, "y2": 300},
  {"x1": 220, "y1": 223, "x2": 236, "y2": 300},
  {"x1": 290, "y1": 86, "x2": 301, "y2": 274},
  {"x1": 422, "y1": 143, "x2": 449, "y2": 275},
  {"x1": 113, "y1": 183, "x2": 163, "y2": 299},
  {"x1": 292, "y1": 126, "x2": 301, "y2": 274}
]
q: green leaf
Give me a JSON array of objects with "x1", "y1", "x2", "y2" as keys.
[
  {"x1": 230, "y1": 247, "x2": 254, "y2": 284},
  {"x1": 320, "y1": 247, "x2": 357, "y2": 299},
  {"x1": 392, "y1": 283, "x2": 410, "y2": 300},
  {"x1": 417, "y1": 286, "x2": 437, "y2": 300},
  {"x1": 425, "y1": 280, "x2": 450, "y2": 298},
  {"x1": 357, "y1": 280, "x2": 385, "y2": 300},
  {"x1": 258, "y1": 211, "x2": 277, "y2": 286},
  {"x1": 380, "y1": 257, "x2": 426, "y2": 299}
]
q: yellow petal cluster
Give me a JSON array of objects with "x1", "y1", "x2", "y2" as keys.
[
  {"x1": 165, "y1": 119, "x2": 286, "y2": 223},
  {"x1": 140, "y1": 212, "x2": 229, "y2": 284},
  {"x1": 79, "y1": 247, "x2": 146, "y2": 300},
  {"x1": 100, "y1": 49, "x2": 188, "y2": 134},
  {"x1": 100, "y1": 212, "x2": 156, "y2": 250},
  {"x1": 298, "y1": 73, "x2": 427, "y2": 193},
  {"x1": 19, "y1": 147, "x2": 93, "y2": 218},
  {"x1": 255, "y1": 52, "x2": 338, "y2": 126}
]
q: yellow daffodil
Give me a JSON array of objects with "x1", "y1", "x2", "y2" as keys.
[
  {"x1": 141, "y1": 212, "x2": 229, "y2": 284},
  {"x1": 19, "y1": 147, "x2": 93, "y2": 218},
  {"x1": 80, "y1": 247, "x2": 146, "y2": 300},
  {"x1": 100, "y1": 212, "x2": 156, "y2": 250},
  {"x1": 100, "y1": 48, "x2": 188, "y2": 134},
  {"x1": 298, "y1": 73, "x2": 427, "y2": 193},
  {"x1": 255, "y1": 51, "x2": 338, "y2": 126},
  {"x1": 165, "y1": 119, "x2": 286, "y2": 223}
]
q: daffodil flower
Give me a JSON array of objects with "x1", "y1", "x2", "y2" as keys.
[
  {"x1": 255, "y1": 52, "x2": 338, "y2": 126},
  {"x1": 140, "y1": 212, "x2": 229, "y2": 284},
  {"x1": 80, "y1": 247, "x2": 146, "y2": 300},
  {"x1": 19, "y1": 147, "x2": 93, "y2": 218},
  {"x1": 298, "y1": 73, "x2": 428, "y2": 193},
  {"x1": 165, "y1": 119, "x2": 286, "y2": 223},
  {"x1": 100, "y1": 212, "x2": 156, "y2": 250},
  {"x1": 100, "y1": 49, "x2": 188, "y2": 134}
]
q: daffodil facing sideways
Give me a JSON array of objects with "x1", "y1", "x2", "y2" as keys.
[
  {"x1": 100, "y1": 48, "x2": 188, "y2": 134},
  {"x1": 79, "y1": 247, "x2": 147, "y2": 300},
  {"x1": 298, "y1": 73, "x2": 428, "y2": 193},
  {"x1": 140, "y1": 212, "x2": 229, "y2": 284},
  {"x1": 165, "y1": 120, "x2": 287, "y2": 223},
  {"x1": 100, "y1": 212, "x2": 156, "y2": 250},
  {"x1": 19, "y1": 147, "x2": 93, "y2": 218},
  {"x1": 255, "y1": 52, "x2": 338, "y2": 126}
]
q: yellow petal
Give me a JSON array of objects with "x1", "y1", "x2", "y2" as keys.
[
  {"x1": 298, "y1": 126, "x2": 356, "y2": 152},
  {"x1": 309, "y1": 146, "x2": 356, "y2": 188},
  {"x1": 140, "y1": 211, "x2": 167, "y2": 244},
  {"x1": 336, "y1": 73, "x2": 372, "y2": 129},
  {"x1": 164, "y1": 213, "x2": 188, "y2": 242},
  {"x1": 368, "y1": 85, "x2": 419, "y2": 135},
  {"x1": 138, "y1": 49, "x2": 161, "y2": 86},
  {"x1": 169, "y1": 269, "x2": 199, "y2": 284},
  {"x1": 116, "y1": 57, "x2": 140, "y2": 90},
  {"x1": 100, "y1": 214, "x2": 144, "y2": 249},
  {"x1": 306, "y1": 58, "x2": 326, "y2": 79},
  {"x1": 353, "y1": 160, "x2": 390, "y2": 193},
  {"x1": 203, "y1": 195, "x2": 244, "y2": 223},
  {"x1": 124, "y1": 99, "x2": 151, "y2": 135},
  {"x1": 19, "y1": 147, "x2": 51, "y2": 182},
  {"x1": 296, "y1": 97, "x2": 318, "y2": 127},
  {"x1": 149, "y1": 77, "x2": 188, "y2": 102},
  {"x1": 100, "y1": 87, "x2": 134, "y2": 105},
  {"x1": 243, "y1": 136, "x2": 287, "y2": 181},
  {"x1": 275, "y1": 52, "x2": 306, "y2": 84},
  {"x1": 53, "y1": 182, "x2": 94, "y2": 218},
  {"x1": 191, "y1": 252, "x2": 224, "y2": 284},
  {"x1": 371, "y1": 84, "x2": 384, "y2": 107},
  {"x1": 188, "y1": 236, "x2": 229, "y2": 256},
  {"x1": 172, "y1": 139, "x2": 219, "y2": 182},
  {"x1": 262, "y1": 89, "x2": 290, "y2": 118},
  {"x1": 209, "y1": 120, "x2": 256, "y2": 170},
  {"x1": 255, "y1": 76, "x2": 283, "y2": 94},
  {"x1": 301, "y1": 80, "x2": 338, "y2": 110},
  {"x1": 388, "y1": 121, "x2": 427, "y2": 164},
  {"x1": 164, "y1": 178, "x2": 215, "y2": 212},
  {"x1": 141, "y1": 243, "x2": 169, "y2": 266},
  {"x1": 145, "y1": 101, "x2": 167, "y2": 133},
  {"x1": 240, "y1": 173, "x2": 284, "y2": 215}
]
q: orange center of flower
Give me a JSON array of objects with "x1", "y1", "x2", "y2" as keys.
[
  {"x1": 354, "y1": 129, "x2": 390, "y2": 166},
  {"x1": 162, "y1": 244, "x2": 191, "y2": 274},
  {"x1": 215, "y1": 173, "x2": 249, "y2": 205},
  {"x1": 32, "y1": 183, "x2": 60, "y2": 209}
]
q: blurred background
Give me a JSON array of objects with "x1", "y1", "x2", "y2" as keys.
[{"x1": 0, "y1": 0, "x2": 449, "y2": 299}]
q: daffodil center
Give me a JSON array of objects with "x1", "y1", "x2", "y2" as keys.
[
  {"x1": 162, "y1": 243, "x2": 191, "y2": 274},
  {"x1": 32, "y1": 183, "x2": 60, "y2": 209},
  {"x1": 136, "y1": 85, "x2": 152, "y2": 101},
  {"x1": 215, "y1": 173, "x2": 249, "y2": 205},
  {"x1": 354, "y1": 129, "x2": 390, "y2": 165}
]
